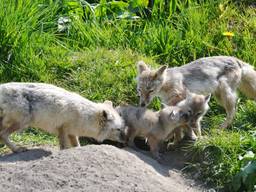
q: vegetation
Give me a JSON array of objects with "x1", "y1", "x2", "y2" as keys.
[{"x1": 0, "y1": 0, "x2": 255, "y2": 190}]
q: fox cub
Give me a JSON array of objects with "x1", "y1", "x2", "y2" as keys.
[
  {"x1": 116, "y1": 104, "x2": 189, "y2": 160},
  {"x1": 174, "y1": 92, "x2": 211, "y2": 142}
]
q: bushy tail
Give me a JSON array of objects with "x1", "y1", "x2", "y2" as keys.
[{"x1": 239, "y1": 60, "x2": 256, "y2": 99}]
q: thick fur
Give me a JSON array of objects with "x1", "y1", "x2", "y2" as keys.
[
  {"x1": 137, "y1": 56, "x2": 256, "y2": 129},
  {"x1": 116, "y1": 104, "x2": 189, "y2": 160},
  {"x1": 173, "y1": 92, "x2": 210, "y2": 142},
  {"x1": 0, "y1": 82, "x2": 125, "y2": 153}
]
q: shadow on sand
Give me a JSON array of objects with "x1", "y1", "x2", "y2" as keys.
[
  {"x1": 0, "y1": 148, "x2": 52, "y2": 163},
  {"x1": 124, "y1": 137, "x2": 196, "y2": 177}
]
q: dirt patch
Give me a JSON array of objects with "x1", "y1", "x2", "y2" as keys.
[{"x1": 0, "y1": 145, "x2": 205, "y2": 192}]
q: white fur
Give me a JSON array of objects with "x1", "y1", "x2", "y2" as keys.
[{"x1": 0, "y1": 82, "x2": 125, "y2": 152}]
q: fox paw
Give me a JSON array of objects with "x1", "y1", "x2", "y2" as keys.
[{"x1": 220, "y1": 122, "x2": 228, "y2": 129}]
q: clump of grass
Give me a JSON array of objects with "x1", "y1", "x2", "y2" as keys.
[
  {"x1": 0, "y1": 129, "x2": 58, "y2": 154},
  {"x1": 191, "y1": 129, "x2": 255, "y2": 188}
]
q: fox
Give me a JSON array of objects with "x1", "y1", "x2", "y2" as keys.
[
  {"x1": 136, "y1": 56, "x2": 256, "y2": 130},
  {"x1": 116, "y1": 104, "x2": 190, "y2": 160},
  {"x1": 172, "y1": 92, "x2": 210, "y2": 143},
  {"x1": 0, "y1": 82, "x2": 125, "y2": 153}
]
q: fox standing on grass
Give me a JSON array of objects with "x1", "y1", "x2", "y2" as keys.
[
  {"x1": 137, "y1": 56, "x2": 256, "y2": 132},
  {"x1": 0, "y1": 82, "x2": 126, "y2": 153},
  {"x1": 116, "y1": 104, "x2": 190, "y2": 160},
  {"x1": 173, "y1": 92, "x2": 210, "y2": 142}
]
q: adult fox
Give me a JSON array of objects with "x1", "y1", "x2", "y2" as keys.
[{"x1": 137, "y1": 56, "x2": 256, "y2": 130}]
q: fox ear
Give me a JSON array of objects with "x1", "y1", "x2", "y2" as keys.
[
  {"x1": 205, "y1": 94, "x2": 211, "y2": 103},
  {"x1": 102, "y1": 110, "x2": 108, "y2": 121},
  {"x1": 137, "y1": 61, "x2": 149, "y2": 74},
  {"x1": 169, "y1": 110, "x2": 178, "y2": 120},
  {"x1": 155, "y1": 65, "x2": 167, "y2": 79},
  {"x1": 104, "y1": 100, "x2": 113, "y2": 107},
  {"x1": 102, "y1": 110, "x2": 113, "y2": 121}
]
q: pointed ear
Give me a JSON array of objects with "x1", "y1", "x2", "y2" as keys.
[
  {"x1": 161, "y1": 103, "x2": 168, "y2": 109},
  {"x1": 205, "y1": 94, "x2": 211, "y2": 103},
  {"x1": 104, "y1": 100, "x2": 113, "y2": 107},
  {"x1": 102, "y1": 110, "x2": 113, "y2": 121},
  {"x1": 102, "y1": 110, "x2": 108, "y2": 120},
  {"x1": 155, "y1": 65, "x2": 167, "y2": 79},
  {"x1": 169, "y1": 110, "x2": 178, "y2": 120},
  {"x1": 137, "y1": 61, "x2": 149, "y2": 74}
]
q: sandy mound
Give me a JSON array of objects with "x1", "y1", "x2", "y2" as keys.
[{"x1": 0, "y1": 145, "x2": 204, "y2": 192}]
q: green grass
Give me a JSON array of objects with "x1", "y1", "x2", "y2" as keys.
[
  {"x1": 0, "y1": 0, "x2": 255, "y2": 190},
  {"x1": 191, "y1": 129, "x2": 255, "y2": 186},
  {"x1": 0, "y1": 129, "x2": 58, "y2": 154}
]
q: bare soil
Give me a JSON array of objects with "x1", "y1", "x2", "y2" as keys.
[{"x1": 0, "y1": 144, "x2": 206, "y2": 192}]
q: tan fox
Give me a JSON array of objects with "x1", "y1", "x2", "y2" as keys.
[
  {"x1": 136, "y1": 56, "x2": 256, "y2": 130},
  {"x1": 116, "y1": 104, "x2": 190, "y2": 160},
  {"x1": 172, "y1": 92, "x2": 210, "y2": 143},
  {"x1": 0, "y1": 82, "x2": 125, "y2": 153}
]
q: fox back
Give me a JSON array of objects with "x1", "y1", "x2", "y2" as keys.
[{"x1": 116, "y1": 105, "x2": 159, "y2": 137}]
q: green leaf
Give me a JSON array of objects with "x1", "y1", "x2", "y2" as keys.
[
  {"x1": 129, "y1": 0, "x2": 148, "y2": 8},
  {"x1": 169, "y1": 0, "x2": 177, "y2": 15},
  {"x1": 230, "y1": 160, "x2": 256, "y2": 192}
]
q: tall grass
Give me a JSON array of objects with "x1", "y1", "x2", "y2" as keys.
[{"x1": 0, "y1": 0, "x2": 255, "y2": 190}]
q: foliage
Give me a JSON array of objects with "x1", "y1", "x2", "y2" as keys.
[
  {"x1": 228, "y1": 151, "x2": 256, "y2": 192},
  {"x1": 0, "y1": 0, "x2": 255, "y2": 190}
]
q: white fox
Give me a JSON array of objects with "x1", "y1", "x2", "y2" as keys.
[{"x1": 0, "y1": 82, "x2": 125, "y2": 153}]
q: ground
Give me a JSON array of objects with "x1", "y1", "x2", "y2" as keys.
[{"x1": 0, "y1": 144, "x2": 206, "y2": 192}]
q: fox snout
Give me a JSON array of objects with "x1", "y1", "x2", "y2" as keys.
[
  {"x1": 139, "y1": 97, "x2": 150, "y2": 107},
  {"x1": 120, "y1": 129, "x2": 126, "y2": 141},
  {"x1": 189, "y1": 120, "x2": 197, "y2": 128},
  {"x1": 181, "y1": 112, "x2": 189, "y2": 121}
]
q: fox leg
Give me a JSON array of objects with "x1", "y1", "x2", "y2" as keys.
[
  {"x1": 0, "y1": 122, "x2": 27, "y2": 153},
  {"x1": 193, "y1": 121, "x2": 202, "y2": 137},
  {"x1": 68, "y1": 135, "x2": 80, "y2": 147},
  {"x1": 215, "y1": 81, "x2": 237, "y2": 129},
  {"x1": 147, "y1": 135, "x2": 161, "y2": 161},
  {"x1": 186, "y1": 125, "x2": 198, "y2": 140},
  {"x1": 127, "y1": 134, "x2": 137, "y2": 148},
  {"x1": 58, "y1": 126, "x2": 72, "y2": 150},
  {"x1": 173, "y1": 128, "x2": 182, "y2": 144},
  {"x1": 125, "y1": 126, "x2": 137, "y2": 148}
]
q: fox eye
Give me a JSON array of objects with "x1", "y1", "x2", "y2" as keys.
[
  {"x1": 181, "y1": 112, "x2": 189, "y2": 119},
  {"x1": 148, "y1": 89, "x2": 154, "y2": 93}
]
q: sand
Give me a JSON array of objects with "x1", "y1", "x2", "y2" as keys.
[{"x1": 0, "y1": 145, "x2": 205, "y2": 192}]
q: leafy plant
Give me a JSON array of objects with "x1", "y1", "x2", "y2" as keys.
[{"x1": 228, "y1": 151, "x2": 256, "y2": 192}]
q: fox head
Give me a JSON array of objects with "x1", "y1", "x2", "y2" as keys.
[
  {"x1": 177, "y1": 92, "x2": 211, "y2": 128},
  {"x1": 136, "y1": 61, "x2": 167, "y2": 107},
  {"x1": 159, "y1": 105, "x2": 190, "y2": 129},
  {"x1": 98, "y1": 100, "x2": 126, "y2": 143}
]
